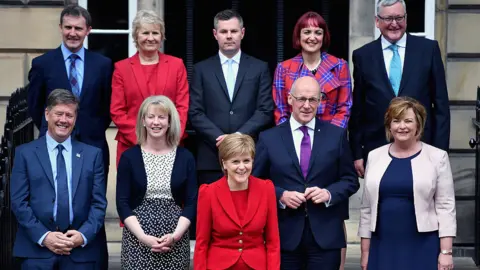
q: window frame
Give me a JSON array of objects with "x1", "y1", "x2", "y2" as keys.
[
  {"x1": 78, "y1": 0, "x2": 137, "y2": 57},
  {"x1": 374, "y1": 0, "x2": 435, "y2": 40}
]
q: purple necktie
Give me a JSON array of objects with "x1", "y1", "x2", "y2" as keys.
[{"x1": 299, "y1": 126, "x2": 311, "y2": 178}]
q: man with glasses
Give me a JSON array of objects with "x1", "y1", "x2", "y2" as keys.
[
  {"x1": 253, "y1": 76, "x2": 359, "y2": 270},
  {"x1": 349, "y1": 0, "x2": 450, "y2": 178}
]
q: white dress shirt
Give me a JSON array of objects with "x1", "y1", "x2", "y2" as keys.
[
  {"x1": 381, "y1": 34, "x2": 407, "y2": 77},
  {"x1": 289, "y1": 116, "x2": 315, "y2": 163},
  {"x1": 219, "y1": 50, "x2": 241, "y2": 97}
]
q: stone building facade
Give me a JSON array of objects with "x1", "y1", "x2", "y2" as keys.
[{"x1": 0, "y1": 0, "x2": 478, "y2": 257}]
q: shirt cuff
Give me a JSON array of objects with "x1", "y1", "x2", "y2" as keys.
[
  {"x1": 80, "y1": 233, "x2": 88, "y2": 247},
  {"x1": 278, "y1": 200, "x2": 286, "y2": 209},
  {"x1": 324, "y1": 189, "x2": 332, "y2": 207},
  {"x1": 38, "y1": 231, "x2": 50, "y2": 247}
]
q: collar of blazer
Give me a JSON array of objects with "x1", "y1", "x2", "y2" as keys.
[
  {"x1": 213, "y1": 175, "x2": 262, "y2": 227},
  {"x1": 365, "y1": 142, "x2": 437, "y2": 196}
]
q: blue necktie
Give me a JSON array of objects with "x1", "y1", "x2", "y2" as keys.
[
  {"x1": 69, "y1": 54, "x2": 81, "y2": 97},
  {"x1": 226, "y1": 59, "x2": 235, "y2": 101},
  {"x1": 388, "y1": 44, "x2": 402, "y2": 96},
  {"x1": 56, "y1": 144, "x2": 70, "y2": 232}
]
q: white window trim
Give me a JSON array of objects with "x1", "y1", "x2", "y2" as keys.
[
  {"x1": 374, "y1": 0, "x2": 435, "y2": 40},
  {"x1": 78, "y1": 0, "x2": 137, "y2": 57}
]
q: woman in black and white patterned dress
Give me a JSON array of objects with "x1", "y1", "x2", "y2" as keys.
[{"x1": 116, "y1": 95, "x2": 197, "y2": 270}]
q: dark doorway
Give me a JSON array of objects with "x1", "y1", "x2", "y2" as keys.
[{"x1": 164, "y1": 0, "x2": 350, "y2": 78}]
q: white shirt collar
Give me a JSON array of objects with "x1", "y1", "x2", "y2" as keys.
[
  {"x1": 381, "y1": 33, "x2": 407, "y2": 50},
  {"x1": 289, "y1": 115, "x2": 316, "y2": 132},
  {"x1": 219, "y1": 50, "x2": 242, "y2": 65}
]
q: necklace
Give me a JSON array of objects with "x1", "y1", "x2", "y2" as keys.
[{"x1": 306, "y1": 58, "x2": 322, "y2": 74}]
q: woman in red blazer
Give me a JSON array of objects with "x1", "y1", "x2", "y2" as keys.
[
  {"x1": 111, "y1": 10, "x2": 189, "y2": 166},
  {"x1": 194, "y1": 134, "x2": 280, "y2": 270}
]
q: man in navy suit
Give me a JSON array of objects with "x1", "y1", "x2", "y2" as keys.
[
  {"x1": 26, "y1": 5, "x2": 111, "y2": 268},
  {"x1": 11, "y1": 89, "x2": 107, "y2": 270},
  {"x1": 253, "y1": 76, "x2": 359, "y2": 270},
  {"x1": 349, "y1": 0, "x2": 450, "y2": 177}
]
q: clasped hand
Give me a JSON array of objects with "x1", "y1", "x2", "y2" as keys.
[
  {"x1": 42, "y1": 230, "x2": 84, "y2": 255},
  {"x1": 140, "y1": 233, "x2": 175, "y2": 253},
  {"x1": 280, "y1": 187, "x2": 331, "y2": 209}
]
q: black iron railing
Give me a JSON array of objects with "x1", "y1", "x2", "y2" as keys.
[{"x1": 0, "y1": 85, "x2": 35, "y2": 269}]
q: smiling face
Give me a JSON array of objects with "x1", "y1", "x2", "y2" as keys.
[
  {"x1": 142, "y1": 105, "x2": 169, "y2": 141},
  {"x1": 375, "y1": 2, "x2": 407, "y2": 43},
  {"x1": 299, "y1": 26, "x2": 323, "y2": 53},
  {"x1": 288, "y1": 77, "x2": 321, "y2": 125},
  {"x1": 136, "y1": 23, "x2": 162, "y2": 52},
  {"x1": 45, "y1": 103, "x2": 77, "y2": 143},
  {"x1": 59, "y1": 15, "x2": 91, "y2": 53},
  {"x1": 222, "y1": 153, "x2": 252, "y2": 186},
  {"x1": 390, "y1": 108, "x2": 418, "y2": 143}
]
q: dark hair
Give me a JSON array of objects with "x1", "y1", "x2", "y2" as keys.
[
  {"x1": 46, "y1": 89, "x2": 80, "y2": 113},
  {"x1": 292, "y1": 11, "x2": 331, "y2": 52},
  {"x1": 60, "y1": 4, "x2": 92, "y2": 27},
  {"x1": 214, "y1": 9, "x2": 244, "y2": 29}
]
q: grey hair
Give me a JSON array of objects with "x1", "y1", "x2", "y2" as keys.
[
  {"x1": 289, "y1": 77, "x2": 321, "y2": 99},
  {"x1": 46, "y1": 89, "x2": 79, "y2": 113},
  {"x1": 376, "y1": 0, "x2": 406, "y2": 15},
  {"x1": 132, "y1": 10, "x2": 166, "y2": 48},
  {"x1": 213, "y1": 9, "x2": 244, "y2": 29},
  {"x1": 136, "y1": 95, "x2": 181, "y2": 147}
]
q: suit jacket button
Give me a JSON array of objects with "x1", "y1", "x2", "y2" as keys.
[
  {"x1": 239, "y1": 231, "x2": 243, "y2": 235},
  {"x1": 238, "y1": 248, "x2": 242, "y2": 252},
  {"x1": 239, "y1": 239, "x2": 243, "y2": 244},
  {"x1": 230, "y1": 111, "x2": 234, "y2": 115}
]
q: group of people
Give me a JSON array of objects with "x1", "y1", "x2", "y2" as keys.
[{"x1": 9, "y1": 0, "x2": 457, "y2": 270}]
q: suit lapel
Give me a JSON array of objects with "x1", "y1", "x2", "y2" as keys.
[
  {"x1": 212, "y1": 55, "x2": 230, "y2": 100},
  {"x1": 373, "y1": 38, "x2": 396, "y2": 97},
  {"x1": 398, "y1": 34, "x2": 416, "y2": 96},
  {"x1": 231, "y1": 54, "x2": 249, "y2": 102},
  {"x1": 71, "y1": 140, "x2": 84, "y2": 198},
  {"x1": 35, "y1": 137, "x2": 54, "y2": 188},
  {"x1": 306, "y1": 120, "x2": 327, "y2": 182},
  {"x1": 280, "y1": 123, "x2": 303, "y2": 180},
  {"x1": 242, "y1": 176, "x2": 261, "y2": 226},
  {"x1": 80, "y1": 50, "x2": 92, "y2": 102},
  {"x1": 54, "y1": 47, "x2": 72, "y2": 91},
  {"x1": 130, "y1": 53, "x2": 150, "y2": 100},
  {"x1": 155, "y1": 52, "x2": 169, "y2": 96},
  {"x1": 215, "y1": 177, "x2": 241, "y2": 226}
]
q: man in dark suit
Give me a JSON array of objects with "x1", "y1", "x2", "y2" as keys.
[
  {"x1": 189, "y1": 9, "x2": 274, "y2": 185},
  {"x1": 26, "y1": 6, "x2": 111, "y2": 269},
  {"x1": 11, "y1": 89, "x2": 107, "y2": 270},
  {"x1": 349, "y1": 0, "x2": 450, "y2": 177},
  {"x1": 253, "y1": 76, "x2": 359, "y2": 269}
]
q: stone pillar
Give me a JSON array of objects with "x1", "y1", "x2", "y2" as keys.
[
  {"x1": 345, "y1": 0, "x2": 376, "y2": 243},
  {"x1": 435, "y1": 0, "x2": 447, "y2": 64}
]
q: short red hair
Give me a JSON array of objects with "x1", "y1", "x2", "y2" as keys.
[{"x1": 292, "y1": 11, "x2": 331, "y2": 52}]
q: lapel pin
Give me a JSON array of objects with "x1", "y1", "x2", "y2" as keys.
[{"x1": 76, "y1": 153, "x2": 81, "y2": 158}]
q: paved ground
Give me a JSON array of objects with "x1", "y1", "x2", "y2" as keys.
[{"x1": 107, "y1": 242, "x2": 479, "y2": 269}]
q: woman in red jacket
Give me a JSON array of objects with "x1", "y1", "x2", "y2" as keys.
[
  {"x1": 111, "y1": 10, "x2": 189, "y2": 166},
  {"x1": 194, "y1": 134, "x2": 280, "y2": 270}
]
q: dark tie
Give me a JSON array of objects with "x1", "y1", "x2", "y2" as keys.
[
  {"x1": 69, "y1": 54, "x2": 81, "y2": 97},
  {"x1": 56, "y1": 144, "x2": 70, "y2": 232},
  {"x1": 299, "y1": 126, "x2": 311, "y2": 178}
]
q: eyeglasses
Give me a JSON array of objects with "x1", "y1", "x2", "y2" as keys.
[
  {"x1": 290, "y1": 94, "x2": 320, "y2": 105},
  {"x1": 377, "y1": 14, "x2": 406, "y2": 24}
]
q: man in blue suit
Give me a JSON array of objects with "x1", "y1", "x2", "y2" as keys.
[
  {"x1": 27, "y1": 4, "x2": 112, "y2": 177},
  {"x1": 26, "y1": 5, "x2": 111, "y2": 268},
  {"x1": 11, "y1": 89, "x2": 107, "y2": 270},
  {"x1": 253, "y1": 76, "x2": 359, "y2": 270}
]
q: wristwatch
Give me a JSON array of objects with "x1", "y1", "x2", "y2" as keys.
[{"x1": 440, "y1": 249, "x2": 453, "y2": 255}]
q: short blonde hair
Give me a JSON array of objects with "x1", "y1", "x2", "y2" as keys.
[
  {"x1": 384, "y1": 96, "x2": 427, "y2": 142},
  {"x1": 218, "y1": 134, "x2": 255, "y2": 172},
  {"x1": 131, "y1": 10, "x2": 166, "y2": 48},
  {"x1": 136, "y1": 95, "x2": 180, "y2": 147}
]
